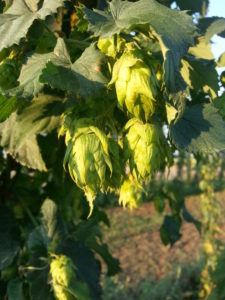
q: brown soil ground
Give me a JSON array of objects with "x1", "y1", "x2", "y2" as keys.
[{"x1": 102, "y1": 190, "x2": 225, "y2": 286}]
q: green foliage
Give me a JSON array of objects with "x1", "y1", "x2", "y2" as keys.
[
  {"x1": 103, "y1": 263, "x2": 202, "y2": 300},
  {"x1": 0, "y1": 0, "x2": 225, "y2": 299},
  {"x1": 170, "y1": 104, "x2": 225, "y2": 153},
  {"x1": 0, "y1": 94, "x2": 63, "y2": 170},
  {"x1": 0, "y1": 0, "x2": 66, "y2": 51}
]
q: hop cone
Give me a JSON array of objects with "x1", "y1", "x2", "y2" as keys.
[
  {"x1": 63, "y1": 118, "x2": 121, "y2": 215},
  {"x1": 109, "y1": 48, "x2": 158, "y2": 121},
  {"x1": 50, "y1": 255, "x2": 76, "y2": 300},
  {"x1": 119, "y1": 179, "x2": 143, "y2": 210},
  {"x1": 124, "y1": 118, "x2": 173, "y2": 179}
]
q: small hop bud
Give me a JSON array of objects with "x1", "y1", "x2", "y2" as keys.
[{"x1": 97, "y1": 35, "x2": 125, "y2": 58}]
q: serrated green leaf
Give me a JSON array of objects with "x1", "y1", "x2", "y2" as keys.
[
  {"x1": 188, "y1": 36, "x2": 214, "y2": 60},
  {"x1": 11, "y1": 38, "x2": 68, "y2": 99},
  {"x1": 7, "y1": 278, "x2": 23, "y2": 300},
  {"x1": 176, "y1": 0, "x2": 209, "y2": 16},
  {"x1": 181, "y1": 56, "x2": 219, "y2": 98},
  {"x1": 205, "y1": 18, "x2": 225, "y2": 42},
  {"x1": 0, "y1": 94, "x2": 63, "y2": 170},
  {"x1": 0, "y1": 232, "x2": 19, "y2": 270},
  {"x1": 170, "y1": 103, "x2": 225, "y2": 153},
  {"x1": 199, "y1": 17, "x2": 225, "y2": 42},
  {"x1": 15, "y1": 52, "x2": 54, "y2": 98},
  {"x1": 27, "y1": 259, "x2": 53, "y2": 300},
  {"x1": 40, "y1": 43, "x2": 107, "y2": 98},
  {"x1": 0, "y1": 0, "x2": 66, "y2": 51},
  {"x1": 27, "y1": 226, "x2": 49, "y2": 252},
  {"x1": 0, "y1": 95, "x2": 17, "y2": 122},
  {"x1": 214, "y1": 94, "x2": 225, "y2": 119},
  {"x1": 83, "y1": 0, "x2": 196, "y2": 96},
  {"x1": 160, "y1": 215, "x2": 182, "y2": 246},
  {"x1": 75, "y1": 220, "x2": 120, "y2": 276},
  {"x1": 218, "y1": 52, "x2": 225, "y2": 67}
]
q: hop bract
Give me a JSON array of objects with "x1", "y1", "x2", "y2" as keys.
[
  {"x1": 50, "y1": 255, "x2": 76, "y2": 300},
  {"x1": 119, "y1": 179, "x2": 143, "y2": 210},
  {"x1": 109, "y1": 48, "x2": 158, "y2": 121},
  {"x1": 63, "y1": 118, "x2": 121, "y2": 216},
  {"x1": 124, "y1": 118, "x2": 173, "y2": 179},
  {"x1": 97, "y1": 35, "x2": 125, "y2": 58}
]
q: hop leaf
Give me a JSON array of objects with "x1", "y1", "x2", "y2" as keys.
[
  {"x1": 109, "y1": 48, "x2": 158, "y2": 121},
  {"x1": 97, "y1": 35, "x2": 125, "y2": 58},
  {"x1": 0, "y1": 56, "x2": 20, "y2": 91},
  {"x1": 124, "y1": 118, "x2": 172, "y2": 179},
  {"x1": 119, "y1": 179, "x2": 143, "y2": 210}
]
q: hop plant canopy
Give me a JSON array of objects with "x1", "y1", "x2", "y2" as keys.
[{"x1": 0, "y1": 0, "x2": 225, "y2": 299}]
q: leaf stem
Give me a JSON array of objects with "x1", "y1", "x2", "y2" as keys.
[{"x1": 19, "y1": 198, "x2": 39, "y2": 227}]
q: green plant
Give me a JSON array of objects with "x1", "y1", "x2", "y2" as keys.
[{"x1": 0, "y1": 0, "x2": 225, "y2": 299}]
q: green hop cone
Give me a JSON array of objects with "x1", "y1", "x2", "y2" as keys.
[
  {"x1": 97, "y1": 35, "x2": 125, "y2": 58},
  {"x1": 124, "y1": 118, "x2": 173, "y2": 179},
  {"x1": 109, "y1": 48, "x2": 158, "y2": 121},
  {"x1": 119, "y1": 179, "x2": 143, "y2": 210},
  {"x1": 50, "y1": 255, "x2": 76, "y2": 300},
  {"x1": 63, "y1": 118, "x2": 121, "y2": 216},
  {"x1": 50, "y1": 254, "x2": 90, "y2": 300}
]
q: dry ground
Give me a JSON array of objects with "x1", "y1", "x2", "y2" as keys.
[{"x1": 102, "y1": 190, "x2": 225, "y2": 286}]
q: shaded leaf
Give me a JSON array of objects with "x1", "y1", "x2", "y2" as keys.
[
  {"x1": 181, "y1": 56, "x2": 219, "y2": 98},
  {"x1": 0, "y1": 95, "x2": 17, "y2": 123},
  {"x1": 199, "y1": 17, "x2": 225, "y2": 42},
  {"x1": 7, "y1": 278, "x2": 23, "y2": 300},
  {"x1": 0, "y1": 94, "x2": 63, "y2": 170},
  {"x1": 205, "y1": 18, "x2": 225, "y2": 42},
  {"x1": 170, "y1": 103, "x2": 225, "y2": 153},
  {"x1": 214, "y1": 94, "x2": 225, "y2": 120},
  {"x1": 59, "y1": 239, "x2": 101, "y2": 300},
  {"x1": 75, "y1": 220, "x2": 120, "y2": 276},
  {"x1": 11, "y1": 38, "x2": 68, "y2": 99},
  {"x1": 160, "y1": 215, "x2": 182, "y2": 246},
  {"x1": 176, "y1": 0, "x2": 209, "y2": 16},
  {"x1": 0, "y1": 232, "x2": 19, "y2": 270},
  {"x1": 40, "y1": 43, "x2": 107, "y2": 98},
  {"x1": 27, "y1": 258, "x2": 53, "y2": 300},
  {"x1": 27, "y1": 226, "x2": 49, "y2": 253},
  {"x1": 0, "y1": 0, "x2": 66, "y2": 51}
]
